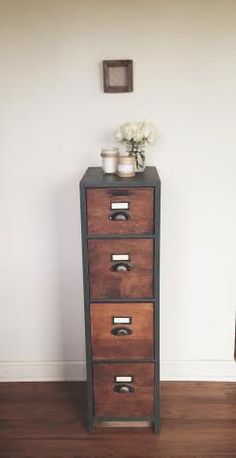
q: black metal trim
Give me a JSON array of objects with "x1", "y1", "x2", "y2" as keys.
[
  {"x1": 153, "y1": 180, "x2": 161, "y2": 433},
  {"x1": 80, "y1": 181, "x2": 94, "y2": 433},
  {"x1": 80, "y1": 166, "x2": 160, "y2": 188}
]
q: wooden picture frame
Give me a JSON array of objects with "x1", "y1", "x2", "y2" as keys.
[{"x1": 103, "y1": 60, "x2": 133, "y2": 93}]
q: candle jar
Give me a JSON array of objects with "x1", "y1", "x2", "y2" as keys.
[
  {"x1": 101, "y1": 148, "x2": 118, "y2": 174},
  {"x1": 117, "y1": 155, "x2": 135, "y2": 177}
]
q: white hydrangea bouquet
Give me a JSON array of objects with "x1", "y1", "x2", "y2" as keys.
[{"x1": 115, "y1": 121, "x2": 157, "y2": 172}]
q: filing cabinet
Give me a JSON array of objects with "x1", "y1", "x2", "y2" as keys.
[{"x1": 80, "y1": 166, "x2": 161, "y2": 432}]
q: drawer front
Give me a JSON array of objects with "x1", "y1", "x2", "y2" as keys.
[
  {"x1": 88, "y1": 239, "x2": 153, "y2": 300},
  {"x1": 87, "y1": 187, "x2": 154, "y2": 235},
  {"x1": 91, "y1": 303, "x2": 153, "y2": 360},
  {"x1": 93, "y1": 363, "x2": 154, "y2": 417}
]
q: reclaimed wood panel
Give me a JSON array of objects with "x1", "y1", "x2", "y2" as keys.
[
  {"x1": 93, "y1": 363, "x2": 154, "y2": 417},
  {"x1": 87, "y1": 187, "x2": 154, "y2": 234},
  {"x1": 91, "y1": 302, "x2": 153, "y2": 360},
  {"x1": 88, "y1": 239, "x2": 153, "y2": 300}
]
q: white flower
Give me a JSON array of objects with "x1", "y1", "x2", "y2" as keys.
[
  {"x1": 140, "y1": 122, "x2": 151, "y2": 139},
  {"x1": 122, "y1": 122, "x2": 138, "y2": 141},
  {"x1": 115, "y1": 120, "x2": 157, "y2": 146},
  {"x1": 115, "y1": 127, "x2": 124, "y2": 142},
  {"x1": 129, "y1": 122, "x2": 138, "y2": 134},
  {"x1": 123, "y1": 124, "x2": 132, "y2": 140},
  {"x1": 147, "y1": 133, "x2": 156, "y2": 144},
  {"x1": 128, "y1": 130, "x2": 134, "y2": 141},
  {"x1": 133, "y1": 130, "x2": 143, "y2": 142}
]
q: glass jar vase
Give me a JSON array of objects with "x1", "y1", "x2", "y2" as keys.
[{"x1": 126, "y1": 141, "x2": 145, "y2": 173}]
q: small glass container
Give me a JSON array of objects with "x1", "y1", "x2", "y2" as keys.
[
  {"x1": 101, "y1": 148, "x2": 118, "y2": 174},
  {"x1": 117, "y1": 156, "x2": 135, "y2": 177}
]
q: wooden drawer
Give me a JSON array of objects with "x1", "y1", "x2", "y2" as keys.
[
  {"x1": 93, "y1": 363, "x2": 154, "y2": 417},
  {"x1": 91, "y1": 303, "x2": 153, "y2": 360},
  {"x1": 87, "y1": 187, "x2": 154, "y2": 235},
  {"x1": 88, "y1": 239, "x2": 153, "y2": 300}
]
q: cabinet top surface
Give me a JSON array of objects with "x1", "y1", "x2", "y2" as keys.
[{"x1": 80, "y1": 167, "x2": 160, "y2": 188}]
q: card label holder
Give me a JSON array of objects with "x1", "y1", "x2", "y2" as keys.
[{"x1": 110, "y1": 202, "x2": 129, "y2": 210}]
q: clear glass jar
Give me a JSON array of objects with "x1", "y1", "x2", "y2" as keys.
[{"x1": 126, "y1": 141, "x2": 145, "y2": 172}]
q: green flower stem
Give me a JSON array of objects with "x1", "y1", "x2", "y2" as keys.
[{"x1": 127, "y1": 140, "x2": 145, "y2": 170}]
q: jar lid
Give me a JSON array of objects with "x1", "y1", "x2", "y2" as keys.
[
  {"x1": 118, "y1": 155, "x2": 134, "y2": 163},
  {"x1": 101, "y1": 147, "x2": 119, "y2": 157},
  {"x1": 101, "y1": 152, "x2": 118, "y2": 158}
]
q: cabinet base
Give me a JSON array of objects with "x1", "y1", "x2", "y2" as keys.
[{"x1": 98, "y1": 420, "x2": 152, "y2": 428}]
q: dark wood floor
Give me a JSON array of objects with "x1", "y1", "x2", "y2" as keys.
[{"x1": 0, "y1": 381, "x2": 235, "y2": 457}]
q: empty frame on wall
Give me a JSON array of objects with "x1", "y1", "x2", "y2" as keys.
[{"x1": 103, "y1": 60, "x2": 133, "y2": 93}]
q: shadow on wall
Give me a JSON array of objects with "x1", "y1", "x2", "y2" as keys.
[{"x1": 53, "y1": 173, "x2": 86, "y2": 381}]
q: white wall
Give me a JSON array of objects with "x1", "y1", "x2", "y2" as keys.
[{"x1": 0, "y1": 0, "x2": 235, "y2": 381}]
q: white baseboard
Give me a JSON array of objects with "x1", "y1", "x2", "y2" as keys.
[
  {"x1": 161, "y1": 360, "x2": 236, "y2": 381},
  {"x1": 0, "y1": 360, "x2": 235, "y2": 382},
  {"x1": 0, "y1": 361, "x2": 86, "y2": 382}
]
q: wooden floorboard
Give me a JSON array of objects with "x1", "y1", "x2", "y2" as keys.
[{"x1": 0, "y1": 381, "x2": 235, "y2": 457}]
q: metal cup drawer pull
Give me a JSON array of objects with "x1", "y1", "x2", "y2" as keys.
[
  {"x1": 114, "y1": 384, "x2": 134, "y2": 394},
  {"x1": 111, "y1": 327, "x2": 132, "y2": 336},
  {"x1": 112, "y1": 262, "x2": 131, "y2": 272},
  {"x1": 109, "y1": 211, "x2": 129, "y2": 221}
]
